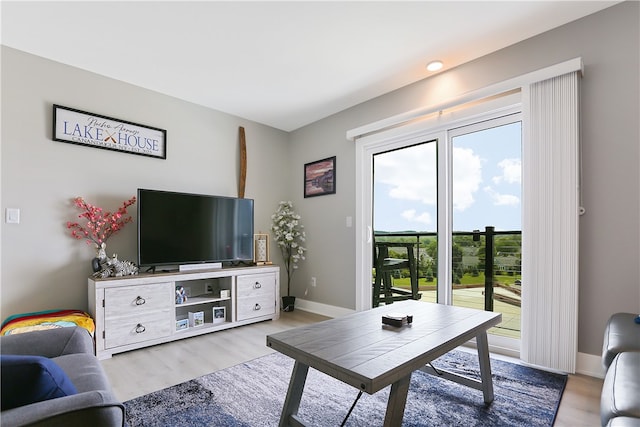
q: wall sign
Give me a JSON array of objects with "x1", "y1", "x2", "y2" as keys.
[{"x1": 53, "y1": 105, "x2": 167, "y2": 159}]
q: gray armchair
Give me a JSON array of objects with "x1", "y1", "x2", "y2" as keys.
[
  {"x1": 600, "y1": 313, "x2": 640, "y2": 426},
  {"x1": 1, "y1": 326, "x2": 124, "y2": 427}
]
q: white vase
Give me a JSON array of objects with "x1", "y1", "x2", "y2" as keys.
[{"x1": 92, "y1": 242, "x2": 107, "y2": 272}]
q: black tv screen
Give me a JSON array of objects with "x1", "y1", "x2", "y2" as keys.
[{"x1": 137, "y1": 189, "x2": 254, "y2": 268}]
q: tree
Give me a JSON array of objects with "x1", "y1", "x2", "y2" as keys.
[
  {"x1": 494, "y1": 235, "x2": 522, "y2": 255},
  {"x1": 425, "y1": 267, "x2": 434, "y2": 282},
  {"x1": 452, "y1": 243, "x2": 463, "y2": 282}
]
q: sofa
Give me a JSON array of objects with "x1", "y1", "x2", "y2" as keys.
[
  {"x1": 1, "y1": 326, "x2": 124, "y2": 427},
  {"x1": 600, "y1": 313, "x2": 640, "y2": 427}
]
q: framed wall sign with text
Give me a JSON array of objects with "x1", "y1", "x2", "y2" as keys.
[
  {"x1": 304, "y1": 156, "x2": 336, "y2": 198},
  {"x1": 52, "y1": 105, "x2": 167, "y2": 159}
]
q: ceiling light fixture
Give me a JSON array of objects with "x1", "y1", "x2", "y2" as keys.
[{"x1": 426, "y1": 60, "x2": 443, "y2": 72}]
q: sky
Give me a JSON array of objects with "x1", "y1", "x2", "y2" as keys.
[{"x1": 373, "y1": 121, "x2": 521, "y2": 233}]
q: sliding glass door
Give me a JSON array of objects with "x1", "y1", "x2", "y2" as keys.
[
  {"x1": 357, "y1": 61, "x2": 581, "y2": 366},
  {"x1": 373, "y1": 140, "x2": 438, "y2": 305},
  {"x1": 450, "y1": 117, "x2": 522, "y2": 339},
  {"x1": 369, "y1": 112, "x2": 522, "y2": 342}
]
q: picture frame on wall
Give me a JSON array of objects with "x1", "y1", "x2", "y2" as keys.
[
  {"x1": 52, "y1": 104, "x2": 167, "y2": 159},
  {"x1": 304, "y1": 156, "x2": 336, "y2": 198}
]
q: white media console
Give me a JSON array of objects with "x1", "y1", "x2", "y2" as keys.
[{"x1": 88, "y1": 265, "x2": 280, "y2": 359}]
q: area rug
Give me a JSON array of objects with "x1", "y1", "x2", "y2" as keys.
[{"x1": 124, "y1": 349, "x2": 567, "y2": 426}]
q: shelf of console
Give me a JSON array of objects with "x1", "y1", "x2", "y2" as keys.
[
  {"x1": 88, "y1": 265, "x2": 280, "y2": 360},
  {"x1": 176, "y1": 295, "x2": 231, "y2": 307}
]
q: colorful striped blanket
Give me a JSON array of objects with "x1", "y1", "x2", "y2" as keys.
[{"x1": 1, "y1": 309, "x2": 95, "y2": 336}]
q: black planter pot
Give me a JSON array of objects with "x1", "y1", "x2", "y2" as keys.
[{"x1": 282, "y1": 296, "x2": 296, "y2": 312}]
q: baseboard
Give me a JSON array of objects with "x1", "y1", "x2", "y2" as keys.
[
  {"x1": 577, "y1": 352, "x2": 605, "y2": 378},
  {"x1": 294, "y1": 298, "x2": 354, "y2": 318}
]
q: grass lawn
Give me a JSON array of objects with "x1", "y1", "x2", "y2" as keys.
[{"x1": 386, "y1": 272, "x2": 522, "y2": 290}]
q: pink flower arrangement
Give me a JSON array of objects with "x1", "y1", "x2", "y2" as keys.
[{"x1": 67, "y1": 196, "x2": 137, "y2": 247}]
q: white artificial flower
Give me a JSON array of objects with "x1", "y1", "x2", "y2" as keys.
[{"x1": 271, "y1": 201, "x2": 307, "y2": 295}]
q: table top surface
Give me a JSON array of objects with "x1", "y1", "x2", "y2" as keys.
[{"x1": 266, "y1": 300, "x2": 501, "y2": 393}]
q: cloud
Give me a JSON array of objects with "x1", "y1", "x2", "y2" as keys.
[
  {"x1": 484, "y1": 186, "x2": 520, "y2": 206},
  {"x1": 401, "y1": 209, "x2": 433, "y2": 225},
  {"x1": 375, "y1": 143, "x2": 437, "y2": 205},
  {"x1": 375, "y1": 144, "x2": 482, "y2": 212},
  {"x1": 492, "y1": 158, "x2": 521, "y2": 185},
  {"x1": 452, "y1": 147, "x2": 482, "y2": 211}
]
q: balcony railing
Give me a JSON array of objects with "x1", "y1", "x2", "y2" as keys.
[{"x1": 374, "y1": 226, "x2": 522, "y2": 338}]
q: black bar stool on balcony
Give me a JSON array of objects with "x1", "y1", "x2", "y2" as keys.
[{"x1": 373, "y1": 242, "x2": 421, "y2": 307}]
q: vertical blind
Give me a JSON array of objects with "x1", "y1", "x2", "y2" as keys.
[{"x1": 521, "y1": 71, "x2": 580, "y2": 373}]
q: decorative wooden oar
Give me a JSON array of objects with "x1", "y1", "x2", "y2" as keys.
[{"x1": 238, "y1": 126, "x2": 247, "y2": 198}]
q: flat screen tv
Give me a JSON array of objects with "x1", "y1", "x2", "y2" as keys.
[{"x1": 137, "y1": 189, "x2": 254, "y2": 269}]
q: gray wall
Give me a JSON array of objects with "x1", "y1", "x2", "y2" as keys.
[
  {"x1": 289, "y1": 1, "x2": 639, "y2": 356},
  {"x1": 1, "y1": 46, "x2": 290, "y2": 317}
]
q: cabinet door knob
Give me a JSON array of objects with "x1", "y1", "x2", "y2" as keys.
[
  {"x1": 135, "y1": 323, "x2": 146, "y2": 333},
  {"x1": 254, "y1": 303, "x2": 261, "y2": 311},
  {"x1": 254, "y1": 282, "x2": 262, "y2": 289},
  {"x1": 135, "y1": 296, "x2": 146, "y2": 305}
]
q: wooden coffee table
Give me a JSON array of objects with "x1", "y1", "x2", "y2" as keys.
[{"x1": 266, "y1": 300, "x2": 502, "y2": 427}]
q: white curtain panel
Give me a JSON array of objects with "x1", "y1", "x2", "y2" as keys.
[{"x1": 521, "y1": 71, "x2": 581, "y2": 373}]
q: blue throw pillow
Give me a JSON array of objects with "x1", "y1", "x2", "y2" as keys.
[{"x1": 1, "y1": 355, "x2": 78, "y2": 410}]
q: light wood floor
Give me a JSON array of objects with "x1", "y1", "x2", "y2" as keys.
[{"x1": 101, "y1": 309, "x2": 603, "y2": 426}]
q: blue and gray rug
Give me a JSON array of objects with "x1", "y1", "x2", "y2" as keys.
[{"x1": 124, "y1": 349, "x2": 567, "y2": 426}]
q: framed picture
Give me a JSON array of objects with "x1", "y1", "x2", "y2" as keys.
[
  {"x1": 253, "y1": 233, "x2": 272, "y2": 265},
  {"x1": 212, "y1": 306, "x2": 226, "y2": 324},
  {"x1": 304, "y1": 156, "x2": 336, "y2": 198},
  {"x1": 52, "y1": 104, "x2": 167, "y2": 159},
  {"x1": 188, "y1": 311, "x2": 205, "y2": 327},
  {"x1": 175, "y1": 318, "x2": 189, "y2": 331}
]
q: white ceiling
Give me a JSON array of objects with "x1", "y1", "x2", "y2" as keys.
[{"x1": 1, "y1": 1, "x2": 619, "y2": 131}]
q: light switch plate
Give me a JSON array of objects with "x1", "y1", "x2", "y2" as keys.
[{"x1": 6, "y1": 208, "x2": 20, "y2": 224}]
